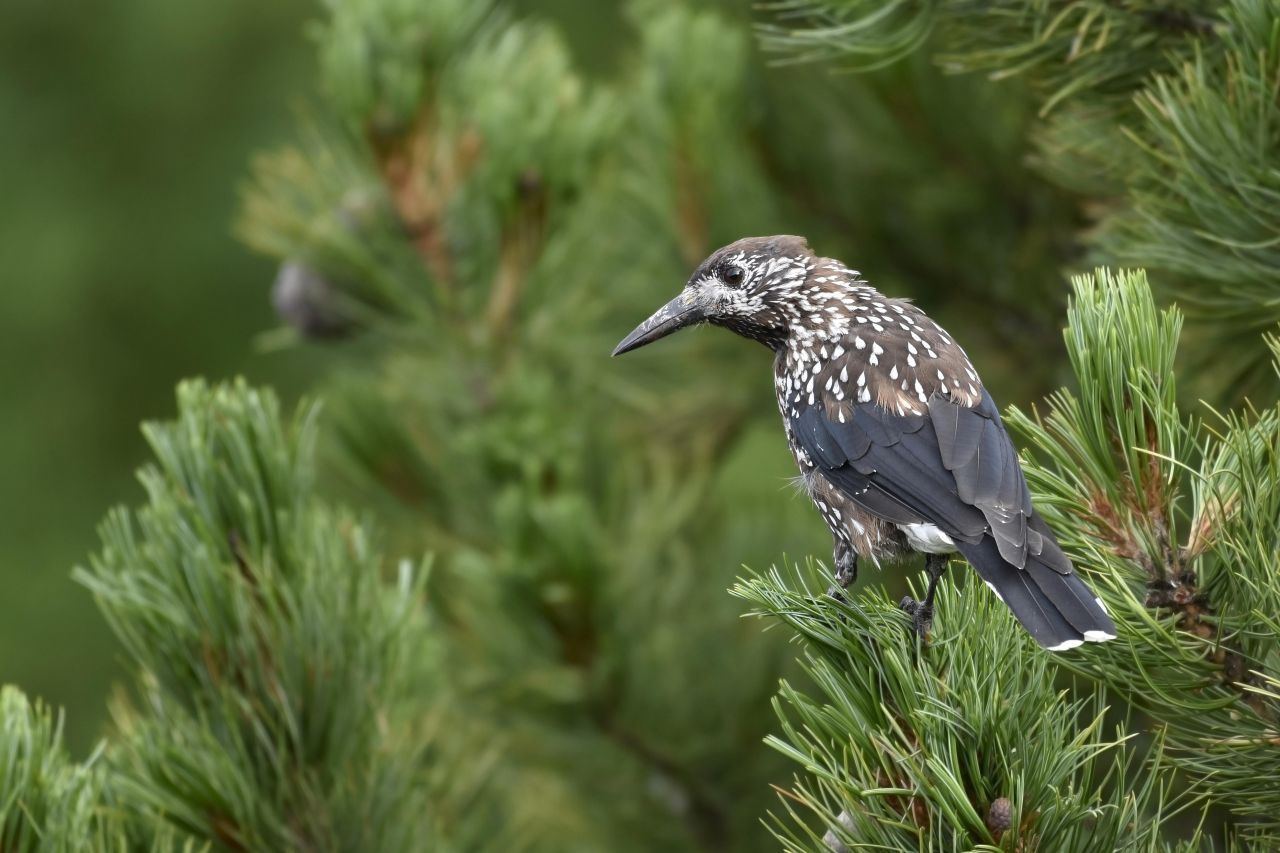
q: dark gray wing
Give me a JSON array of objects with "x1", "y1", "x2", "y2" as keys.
[{"x1": 792, "y1": 389, "x2": 1067, "y2": 573}]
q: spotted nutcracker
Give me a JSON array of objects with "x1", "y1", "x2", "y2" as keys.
[{"x1": 613, "y1": 236, "x2": 1116, "y2": 651}]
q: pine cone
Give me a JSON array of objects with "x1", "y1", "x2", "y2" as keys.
[
  {"x1": 271, "y1": 260, "x2": 353, "y2": 339},
  {"x1": 987, "y1": 797, "x2": 1013, "y2": 836}
]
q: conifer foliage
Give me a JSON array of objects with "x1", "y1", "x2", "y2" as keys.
[
  {"x1": 763, "y1": 0, "x2": 1280, "y2": 395},
  {"x1": 76, "y1": 381, "x2": 449, "y2": 850},
  {"x1": 1, "y1": 687, "x2": 108, "y2": 851},
  {"x1": 2, "y1": 0, "x2": 1278, "y2": 850}
]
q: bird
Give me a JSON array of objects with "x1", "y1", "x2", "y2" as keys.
[{"x1": 613, "y1": 235, "x2": 1116, "y2": 651}]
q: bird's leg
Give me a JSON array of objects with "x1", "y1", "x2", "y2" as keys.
[
  {"x1": 899, "y1": 553, "x2": 951, "y2": 639},
  {"x1": 825, "y1": 540, "x2": 858, "y2": 602}
]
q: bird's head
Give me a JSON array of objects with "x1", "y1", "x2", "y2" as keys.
[{"x1": 612, "y1": 235, "x2": 817, "y2": 356}]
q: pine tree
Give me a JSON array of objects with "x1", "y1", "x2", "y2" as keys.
[{"x1": 2, "y1": 0, "x2": 1278, "y2": 850}]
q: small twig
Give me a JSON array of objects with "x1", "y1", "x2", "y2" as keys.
[
  {"x1": 1088, "y1": 490, "x2": 1262, "y2": 702},
  {"x1": 484, "y1": 170, "x2": 547, "y2": 341},
  {"x1": 227, "y1": 529, "x2": 255, "y2": 586},
  {"x1": 371, "y1": 113, "x2": 483, "y2": 303}
]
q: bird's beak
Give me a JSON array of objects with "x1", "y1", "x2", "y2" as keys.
[{"x1": 612, "y1": 290, "x2": 706, "y2": 356}]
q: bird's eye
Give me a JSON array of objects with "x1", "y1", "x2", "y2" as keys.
[{"x1": 722, "y1": 265, "x2": 746, "y2": 287}]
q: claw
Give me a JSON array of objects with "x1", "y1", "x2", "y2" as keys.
[{"x1": 898, "y1": 596, "x2": 933, "y2": 639}]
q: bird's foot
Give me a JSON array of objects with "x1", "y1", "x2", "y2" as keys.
[
  {"x1": 898, "y1": 596, "x2": 934, "y2": 640},
  {"x1": 824, "y1": 547, "x2": 858, "y2": 605},
  {"x1": 833, "y1": 561, "x2": 857, "y2": 590},
  {"x1": 827, "y1": 546, "x2": 857, "y2": 605}
]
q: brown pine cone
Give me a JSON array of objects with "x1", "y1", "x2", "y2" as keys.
[{"x1": 987, "y1": 797, "x2": 1014, "y2": 836}]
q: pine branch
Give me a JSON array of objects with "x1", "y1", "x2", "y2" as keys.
[
  {"x1": 733, "y1": 560, "x2": 1204, "y2": 851},
  {"x1": 1098, "y1": 0, "x2": 1280, "y2": 397},
  {"x1": 1006, "y1": 269, "x2": 1280, "y2": 842},
  {"x1": 760, "y1": 0, "x2": 1222, "y2": 109},
  {"x1": 0, "y1": 687, "x2": 110, "y2": 852},
  {"x1": 72, "y1": 380, "x2": 470, "y2": 851}
]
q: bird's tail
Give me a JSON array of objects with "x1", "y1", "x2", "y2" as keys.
[{"x1": 955, "y1": 535, "x2": 1117, "y2": 651}]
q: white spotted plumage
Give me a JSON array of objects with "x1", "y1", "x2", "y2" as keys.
[{"x1": 692, "y1": 243, "x2": 985, "y2": 562}]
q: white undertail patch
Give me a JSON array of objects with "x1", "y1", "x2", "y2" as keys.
[{"x1": 898, "y1": 523, "x2": 956, "y2": 554}]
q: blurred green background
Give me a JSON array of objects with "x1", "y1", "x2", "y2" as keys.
[{"x1": 0, "y1": 0, "x2": 317, "y2": 751}]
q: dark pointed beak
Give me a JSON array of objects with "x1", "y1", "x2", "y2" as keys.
[{"x1": 612, "y1": 291, "x2": 705, "y2": 356}]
